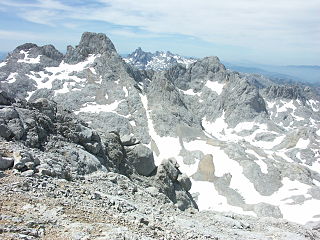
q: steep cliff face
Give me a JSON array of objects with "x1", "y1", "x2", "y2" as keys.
[{"x1": 1, "y1": 32, "x2": 320, "y2": 227}]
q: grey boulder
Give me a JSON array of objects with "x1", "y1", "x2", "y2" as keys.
[
  {"x1": 0, "y1": 156, "x2": 14, "y2": 170},
  {"x1": 178, "y1": 173, "x2": 192, "y2": 191},
  {"x1": 0, "y1": 124, "x2": 12, "y2": 139},
  {"x1": 126, "y1": 144, "x2": 155, "y2": 176}
]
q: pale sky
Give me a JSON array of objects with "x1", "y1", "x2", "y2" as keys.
[{"x1": 0, "y1": 0, "x2": 319, "y2": 65}]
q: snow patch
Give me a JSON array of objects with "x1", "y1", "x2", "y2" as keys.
[
  {"x1": 183, "y1": 138, "x2": 320, "y2": 224},
  {"x1": 46, "y1": 54, "x2": 98, "y2": 74},
  {"x1": 295, "y1": 138, "x2": 309, "y2": 149},
  {"x1": 202, "y1": 113, "x2": 228, "y2": 139},
  {"x1": 191, "y1": 180, "x2": 254, "y2": 216},
  {"x1": 245, "y1": 149, "x2": 268, "y2": 174},
  {"x1": 89, "y1": 67, "x2": 96, "y2": 75},
  {"x1": 18, "y1": 50, "x2": 41, "y2": 64},
  {"x1": 123, "y1": 86, "x2": 129, "y2": 98},
  {"x1": 233, "y1": 121, "x2": 255, "y2": 132},
  {"x1": 277, "y1": 100, "x2": 296, "y2": 113},
  {"x1": 129, "y1": 120, "x2": 136, "y2": 127},
  {"x1": 205, "y1": 80, "x2": 224, "y2": 95},
  {"x1": 6, "y1": 72, "x2": 18, "y2": 84},
  {"x1": 139, "y1": 93, "x2": 182, "y2": 166},
  {"x1": 266, "y1": 101, "x2": 276, "y2": 109},
  {"x1": 26, "y1": 54, "x2": 99, "y2": 96},
  {"x1": 308, "y1": 100, "x2": 320, "y2": 112},
  {"x1": 0, "y1": 61, "x2": 6, "y2": 68},
  {"x1": 181, "y1": 89, "x2": 199, "y2": 96},
  {"x1": 75, "y1": 100, "x2": 121, "y2": 115}
]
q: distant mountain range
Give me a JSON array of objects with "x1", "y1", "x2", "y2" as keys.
[
  {"x1": 123, "y1": 47, "x2": 197, "y2": 71},
  {"x1": 124, "y1": 49, "x2": 319, "y2": 86}
]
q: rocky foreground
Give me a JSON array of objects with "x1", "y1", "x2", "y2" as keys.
[
  {"x1": 1, "y1": 170, "x2": 320, "y2": 240},
  {"x1": 0, "y1": 91, "x2": 319, "y2": 240}
]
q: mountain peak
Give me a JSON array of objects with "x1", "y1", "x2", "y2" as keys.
[
  {"x1": 131, "y1": 47, "x2": 151, "y2": 56},
  {"x1": 192, "y1": 56, "x2": 226, "y2": 73},
  {"x1": 65, "y1": 32, "x2": 117, "y2": 63},
  {"x1": 79, "y1": 32, "x2": 116, "y2": 54},
  {"x1": 14, "y1": 43, "x2": 39, "y2": 52},
  {"x1": 125, "y1": 49, "x2": 197, "y2": 71}
]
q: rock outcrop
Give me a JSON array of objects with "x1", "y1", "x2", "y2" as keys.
[
  {"x1": 0, "y1": 89, "x2": 197, "y2": 212},
  {"x1": 264, "y1": 84, "x2": 307, "y2": 100}
]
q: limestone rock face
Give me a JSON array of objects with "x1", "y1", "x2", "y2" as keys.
[
  {"x1": 155, "y1": 158, "x2": 197, "y2": 210},
  {"x1": 0, "y1": 90, "x2": 14, "y2": 105},
  {"x1": 65, "y1": 32, "x2": 117, "y2": 64},
  {"x1": 192, "y1": 154, "x2": 215, "y2": 182},
  {"x1": 264, "y1": 84, "x2": 307, "y2": 100},
  {"x1": 218, "y1": 78, "x2": 268, "y2": 127}
]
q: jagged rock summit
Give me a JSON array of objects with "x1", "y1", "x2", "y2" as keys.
[
  {"x1": 1, "y1": 32, "x2": 320, "y2": 239},
  {"x1": 65, "y1": 32, "x2": 117, "y2": 64},
  {"x1": 124, "y1": 47, "x2": 197, "y2": 70}
]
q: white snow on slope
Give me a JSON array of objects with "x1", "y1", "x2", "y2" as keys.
[
  {"x1": 139, "y1": 93, "x2": 181, "y2": 166},
  {"x1": 266, "y1": 101, "x2": 276, "y2": 109},
  {"x1": 75, "y1": 101, "x2": 121, "y2": 115},
  {"x1": 137, "y1": 96, "x2": 272, "y2": 218},
  {"x1": 46, "y1": 54, "x2": 98, "y2": 76},
  {"x1": 202, "y1": 116, "x2": 284, "y2": 149},
  {"x1": 192, "y1": 180, "x2": 254, "y2": 216},
  {"x1": 0, "y1": 61, "x2": 6, "y2": 68},
  {"x1": 156, "y1": 107, "x2": 320, "y2": 225},
  {"x1": 176, "y1": 57, "x2": 197, "y2": 67},
  {"x1": 17, "y1": 50, "x2": 41, "y2": 64},
  {"x1": 6, "y1": 72, "x2": 18, "y2": 84},
  {"x1": 181, "y1": 89, "x2": 200, "y2": 96},
  {"x1": 27, "y1": 54, "x2": 99, "y2": 97},
  {"x1": 123, "y1": 86, "x2": 129, "y2": 97},
  {"x1": 202, "y1": 113, "x2": 228, "y2": 139},
  {"x1": 295, "y1": 138, "x2": 310, "y2": 149},
  {"x1": 267, "y1": 99, "x2": 311, "y2": 124},
  {"x1": 245, "y1": 149, "x2": 268, "y2": 174},
  {"x1": 277, "y1": 100, "x2": 297, "y2": 113},
  {"x1": 205, "y1": 80, "x2": 224, "y2": 95},
  {"x1": 308, "y1": 100, "x2": 320, "y2": 112},
  {"x1": 183, "y1": 139, "x2": 320, "y2": 224}
]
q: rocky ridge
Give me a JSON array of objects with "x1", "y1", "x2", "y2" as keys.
[
  {"x1": 124, "y1": 47, "x2": 197, "y2": 71},
  {"x1": 1, "y1": 32, "x2": 320, "y2": 237}
]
